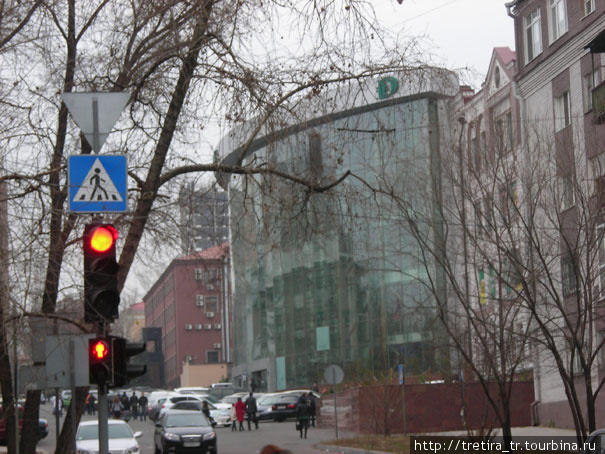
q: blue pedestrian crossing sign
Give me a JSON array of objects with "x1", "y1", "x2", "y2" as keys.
[{"x1": 68, "y1": 155, "x2": 127, "y2": 213}]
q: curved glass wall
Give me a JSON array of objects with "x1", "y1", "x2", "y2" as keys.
[{"x1": 227, "y1": 88, "x2": 454, "y2": 390}]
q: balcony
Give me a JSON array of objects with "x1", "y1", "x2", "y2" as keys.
[{"x1": 593, "y1": 81, "x2": 605, "y2": 124}]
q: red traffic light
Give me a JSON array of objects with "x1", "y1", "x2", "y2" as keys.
[
  {"x1": 91, "y1": 340, "x2": 109, "y2": 360},
  {"x1": 88, "y1": 225, "x2": 117, "y2": 253}
]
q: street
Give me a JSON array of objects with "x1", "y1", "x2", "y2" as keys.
[{"x1": 36, "y1": 403, "x2": 341, "y2": 454}]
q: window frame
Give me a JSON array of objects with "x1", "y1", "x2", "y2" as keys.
[
  {"x1": 583, "y1": 69, "x2": 601, "y2": 112},
  {"x1": 525, "y1": 8, "x2": 543, "y2": 63},
  {"x1": 554, "y1": 91, "x2": 571, "y2": 132},
  {"x1": 583, "y1": 0, "x2": 595, "y2": 16},
  {"x1": 597, "y1": 224, "x2": 605, "y2": 300},
  {"x1": 548, "y1": 0, "x2": 568, "y2": 43}
]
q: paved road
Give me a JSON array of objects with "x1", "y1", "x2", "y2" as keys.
[{"x1": 35, "y1": 403, "x2": 344, "y2": 454}]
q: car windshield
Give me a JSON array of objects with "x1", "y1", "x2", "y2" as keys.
[
  {"x1": 165, "y1": 413, "x2": 210, "y2": 428},
  {"x1": 200, "y1": 394, "x2": 219, "y2": 404},
  {"x1": 221, "y1": 395, "x2": 239, "y2": 404},
  {"x1": 77, "y1": 424, "x2": 133, "y2": 441},
  {"x1": 263, "y1": 395, "x2": 293, "y2": 405}
]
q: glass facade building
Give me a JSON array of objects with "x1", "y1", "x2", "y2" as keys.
[{"x1": 217, "y1": 70, "x2": 459, "y2": 391}]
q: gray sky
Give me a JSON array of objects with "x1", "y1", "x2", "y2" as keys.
[{"x1": 375, "y1": 0, "x2": 516, "y2": 87}]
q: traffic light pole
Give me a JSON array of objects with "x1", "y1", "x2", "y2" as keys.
[{"x1": 98, "y1": 383, "x2": 109, "y2": 454}]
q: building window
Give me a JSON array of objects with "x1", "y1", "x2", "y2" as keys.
[
  {"x1": 194, "y1": 268, "x2": 202, "y2": 280},
  {"x1": 495, "y1": 113, "x2": 513, "y2": 156},
  {"x1": 549, "y1": 0, "x2": 567, "y2": 43},
  {"x1": 525, "y1": 8, "x2": 542, "y2": 63},
  {"x1": 560, "y1": 172, "x2": 575, "y2": 210},
  {"x1": 204, "y1": 269, "x2": 218, "y2": 283},
  {"x1": 207, "y1": 351, "x2": 219, "y2": 363},
  {"x1": 554, "y1": 91, "x2": 571, "y2": 131},
  {"x1": 583, "y1": 0, "x2": 595, "y2": 16},
  {"x1": 205, "y1": 296, "x2": 218, "y2": 313},
  {"x1": 500, "y1": 181, "x2": 518, "y2": 222},
  {"x1": 584, "y1": 70, "x2": 601, "y2": 112},
  {"x1": 561, "y1": 256, "x2": 577, "y2": 296}
]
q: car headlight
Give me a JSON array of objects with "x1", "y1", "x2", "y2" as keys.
[
  {"x1": 127, "y1": 447, "x2": 140, "y2": 454},
  {"x1": 202, "y1": 431, "x2": 216, "y2": 440},
  {"x1": 163, "y1": 432, "x2": 181, "y2": 441}
]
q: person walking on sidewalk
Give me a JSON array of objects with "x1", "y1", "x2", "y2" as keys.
[
  {"x1": 245, "y1": 392, "x2": 259, "y2": 430},
  {"x1": 234, "y1": 397, "x2": 246, "y2": 431},
  {"x1": 296, "y1": 394, "x2": 310, "y2": 439},
  {"x1": 230, "y1": 403, "x2": 237, "y2": 431},
  {"x1": 129, "y1": 392, "x2": 139, "y2": 420},
  {"x1": 138, "y1": 393, "x2": 148, "y2": 421}
]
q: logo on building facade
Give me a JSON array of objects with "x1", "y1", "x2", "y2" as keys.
[{"x1": 377, "y1": 76, "x2": 399, "y2": 99}]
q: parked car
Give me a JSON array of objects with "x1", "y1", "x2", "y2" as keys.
[
  {"x1": 61, "y1": 389, "x2": 72, "y2": 408},
  {"x1": 255, "y1": 394, "x2": 280, "y2": 421},
  {"x1": 208, "y1": 386, "x2": 246, "y2": 400},
  {"x1": 76, "y1": 419, "x2": 142, "y2": 454},
  {"x1": 268, "y1": 394, "x2": 300, "y2": 422},
  {"x1": 154, "y1": 410, "x2": 217, "y2": 453},
  {"x1": 157, "y1": 395, "x2": 206, "y2": 420},
  {"x1": 170, "y1": 400, "x2": 231, "y2": 427},
  {"x1": 174, "y1": 387, "x2": 210, "y2": 395},
  {"x1": 0, "y1": 406, "x2": 48, "y2": 444},
  {"x1": 220, "y1": 392, "x2": 250, "y2": 406}
]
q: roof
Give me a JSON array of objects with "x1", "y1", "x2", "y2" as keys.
[
  {"x1": 178, "y1": 242, "x2": 229, "y2": 261},
  {"x1": 494, "y1": 47, "x2": 516, "y2": 67},
  {"x1": 130, "y1": 301, "x2": 145, "y2": 311}
]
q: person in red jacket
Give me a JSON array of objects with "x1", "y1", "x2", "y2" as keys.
[{"x1": 234, "y1": 397, "x2": 246, "y2": 431}]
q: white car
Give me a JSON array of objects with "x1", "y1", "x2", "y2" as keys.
[{"x1": 76, "y1": 419, "x2": 142, "y2": 454}]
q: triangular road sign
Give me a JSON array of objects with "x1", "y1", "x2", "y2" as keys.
[
  {"x1": 61, "y1": 92, "x2": 130, "y2": 151},
  {"x1": 73, "y1": 158, "x2": 123, "y2": 203}
]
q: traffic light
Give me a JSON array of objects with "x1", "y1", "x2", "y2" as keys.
[
  {"x1": 83, "y1": 223, "x2": 120, "y2": 322},
  {"x1": 111, "y1": 336, "x2": 146, "y2": 387},
  {"x1": 89, "y1": 337, "x2": 112, "y2": 385}
]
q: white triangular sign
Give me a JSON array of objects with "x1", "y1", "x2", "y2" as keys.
[
  {"x1": 61, "y1": 92, "x2": 130, "y2": 151},
  {"x1": 73, "y1": 158, "x2": 124, "y2": 202}
]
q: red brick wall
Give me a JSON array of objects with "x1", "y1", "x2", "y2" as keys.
[{"x1": 318, "y1": 382, "x2": 534, "y2": 434}]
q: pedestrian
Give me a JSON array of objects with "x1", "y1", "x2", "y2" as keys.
[
  {"x1": 312, "y1": 383, "x2": 319, "y2": 393},
  {"x1": 245, "y1": 392, "x2": 259, "y2": 430},
  {"x1": 234, "y1": 397, "x2": 246, "y2": 431},
  {"x1": 51, "y1": 394, "x2": 62, "y2": 417},
  {"x1": 89, "y1": 392, "x2": 96, "y2": 416},
  {"x1": 230, "y1": 403, "x2": 237, "y2": 431},
  {"x1": 202, "y1": 400, "x2": 211, "y2": 421},
  {"x1": 111, "y1": 395, "x2": 123, "y2": 419},
  {"x1": 130, "y1": 392, "x2": 139, "y2": 420},
  {"x1": 309, "y1": 392, "x2": 317, "y2": 427},
  {"x1": 296, "y1": 394, "x2": 310, "y2": 439},
  {"x1": 138, "y1": 393, "x2": 148, "y2": 421},
  {"x1": 261, "y1": 445, "x2": 291, "y2": 454},
  {"x1": 85, "y1": 393, "x2": 91, "y2": 415},
  {"x1": 121, "y1": 392, "x2": 130, "y2": 411}
]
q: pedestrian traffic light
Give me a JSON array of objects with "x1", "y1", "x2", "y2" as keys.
[
  {"x1": 111, "y1": 336, "x2": 146, "y2": 388},
  {"x1": 89, "y1": 337, "x2": 112, "y2": 385},
  {"x1": 83, "y1": 223, "x2": 120, "y2": 322}
]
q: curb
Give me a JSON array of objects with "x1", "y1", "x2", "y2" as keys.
[{"x1": 315, "y1": 443, "x2": 391, "y2": 454}]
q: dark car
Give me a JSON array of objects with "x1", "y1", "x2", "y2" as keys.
[
  {"x1": 154, "y1": 410, "x2": 217, "y2": 454},
  {"x1": 269, "y1": 395, "x2": 300, "y2": 422},
  {"x1": 0, "y1": 406, "x2": 48, "y2": 444}
]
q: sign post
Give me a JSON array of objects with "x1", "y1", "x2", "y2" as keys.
[{"x1": 324, "y1": 364, "x2": 344, "y2": 439}]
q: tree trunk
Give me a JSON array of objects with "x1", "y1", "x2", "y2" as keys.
[
  {"x1": 55, "y1": 387, "x2": 88, "y2": 454},
  {"x1": 20, "y1": 390, "x2": 41, "y2": 454}
]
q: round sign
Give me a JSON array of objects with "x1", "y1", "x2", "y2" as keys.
[{"x1": 324, "y1": 364, "x2": 344, "y2": 385}]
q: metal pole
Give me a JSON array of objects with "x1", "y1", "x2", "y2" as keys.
[
  {"x1": 402, "y1": 380, "x2": 407, "y2": 435},
  {"x1": 54, "y1": 389, "x2": 60, "y2": 443},
  {"x1": 333, "y1": 368, "x2": 338, "y2": 440},
  {"x1": 98, "y1": 384, "x2": 109, "y2": 454},
  {"x1": 13, "y1": 327, "x2": 19, "y2": 454},
  {"x1": 70, "y1": 340, "x2": 77, "y2": 453},
  {"x1": 92, "y1": 98, "x2": 100, "y2": 153}
]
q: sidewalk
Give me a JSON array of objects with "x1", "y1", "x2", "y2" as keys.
[{"x1": 315, "y1": 426, "x2": 581, "y2": 454}]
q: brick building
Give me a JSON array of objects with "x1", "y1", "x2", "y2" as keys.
[{"x1": 142, "y1": 242, "x2": 232, "y2": 387}]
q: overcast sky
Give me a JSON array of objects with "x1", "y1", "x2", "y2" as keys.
[{"x1": 374, "y1": 0, "x2": 516, "y2": 87}]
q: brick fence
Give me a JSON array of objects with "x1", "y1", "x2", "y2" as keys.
[{"x1": 317, "y1": 382, "x2": 534, "y2": 434}]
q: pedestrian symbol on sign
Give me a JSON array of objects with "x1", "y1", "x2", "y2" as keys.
[{"x1": 74, "y1": 158, "x2": 123, "y2": 203}]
